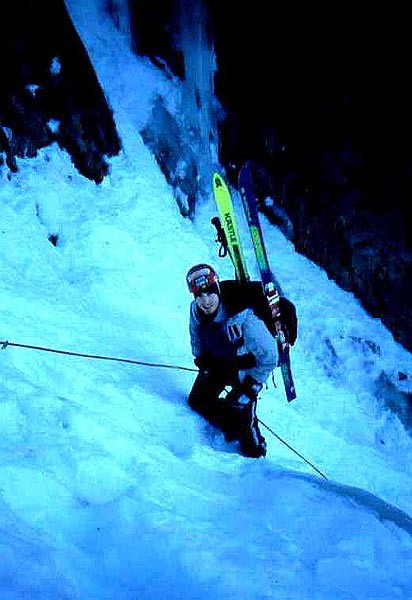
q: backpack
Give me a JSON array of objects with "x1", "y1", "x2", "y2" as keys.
[{"x1": 220, "y1": 280, "x2": 298, "y2": 345}]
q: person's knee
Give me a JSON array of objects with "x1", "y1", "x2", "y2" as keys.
[{"x1": 188, "y1": 391, "x2": 204, "y2": 414}]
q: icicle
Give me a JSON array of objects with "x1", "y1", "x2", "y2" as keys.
[
  {"x1": 178, "y1": 0, "x2": 220, "y2": 205},
  {"x1": 106, "y1": 0, "x2": 131, "y2": 41}
]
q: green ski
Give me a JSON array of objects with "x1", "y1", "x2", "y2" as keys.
[{"x1": 212, "y1": 172, "x2": 249, "y2": 281}]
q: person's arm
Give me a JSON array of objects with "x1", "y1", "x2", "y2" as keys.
[
  {"x1": 189, "y1": 301, "x2": 204, "y2": 359},
  {"x1": 240, "y1": 310, "x2": 278, "y2": 384}
]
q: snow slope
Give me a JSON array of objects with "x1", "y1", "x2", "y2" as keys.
[{"x1": 0, "y1": 1, "x2": 411, "y2": 598}]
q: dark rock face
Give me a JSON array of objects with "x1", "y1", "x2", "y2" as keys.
[
  {"x1": 0, "y1": 0, "x2": 121, "y2": 182},
  {"x1": 140, "y1": 95, "x2": 198, "y2": 217},
  {"x1": 131, "y1": 0, "x2": 216, "y2": 215},
  {"x1": 129, "y1": 0, "x2": 184, "y2": 78}
]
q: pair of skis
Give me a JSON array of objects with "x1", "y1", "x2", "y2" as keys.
[{"x1": 212, "y1": 162, "x2": 296, "y2": 402}]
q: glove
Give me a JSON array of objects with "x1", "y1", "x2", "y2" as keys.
[
  {"x1": 194, "y1": 355, "x2": 214, "y2": 371},
  {"x1": 225, "y1": 375, "x2": 263, "y2": 407},
  {"x1": 272, "y1": 298, "x2": 298, "y2": 346},
  {"x1": 241, "y1": 374, "x2": 263, "y2": 399}
]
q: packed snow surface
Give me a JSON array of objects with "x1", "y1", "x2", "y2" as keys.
[{"x1": 0, "y1": 1, "x2": 411, "y2": 598}]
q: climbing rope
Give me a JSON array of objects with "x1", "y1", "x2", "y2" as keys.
[
  {"x1": 258, "y1": 418, "x2": 328, "y2": 480},
  {"x1": 0, "y1": 340, "x2": 197, "y2": 373}
]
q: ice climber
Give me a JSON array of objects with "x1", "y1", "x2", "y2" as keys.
[{"x1": 186, "y1": 263, "x2": 297, "y2": 458}]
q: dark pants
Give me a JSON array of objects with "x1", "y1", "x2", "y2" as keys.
[{"x1": 188, "y1": 370, "x2": 266, "y2": 458}]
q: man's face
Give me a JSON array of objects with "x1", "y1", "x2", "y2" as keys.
[{"x1": 195, "y1": 291, "x2": 220, "y2": 316}]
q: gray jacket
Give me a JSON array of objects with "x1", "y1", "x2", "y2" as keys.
[{"x1": 189, "y1": 300, "x2": 278, "y2": 385}]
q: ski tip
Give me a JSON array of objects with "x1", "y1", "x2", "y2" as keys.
[{"x1": 287, "y1": 390, "x2": 297, "y2": 402}]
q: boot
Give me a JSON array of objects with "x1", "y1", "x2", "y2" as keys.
[
  {"x1": 238, "y1": 399, "x2": 267, "y2": 458},
  {"x1": 222, "y1": 377, "x2": 266, "y2": 457}
]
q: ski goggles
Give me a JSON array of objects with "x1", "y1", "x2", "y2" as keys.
[
  {"x1": 193, "y1": 282, "x2": 220, "y2": 298},
  {"x1": 188, "y1": 275, "x2": 220, "y2": 297}
]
